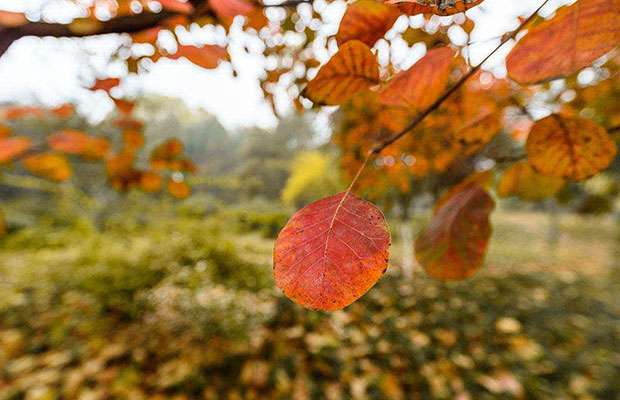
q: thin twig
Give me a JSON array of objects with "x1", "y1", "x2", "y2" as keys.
[
  {"x1": 371, "y1": 0, "x2": 550, "y2": 155},
  {"x1": 337, "y1": 0, "x2": 551, "y2": 196}
]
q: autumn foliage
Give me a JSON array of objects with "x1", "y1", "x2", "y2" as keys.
[{"x1": 1, "y1": 0, "x2": 620, "y2": 311}]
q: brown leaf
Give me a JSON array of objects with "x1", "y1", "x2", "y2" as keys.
[
  {"x1": 387, "y1": 0, "x2": 485, "y2": 16},
  {"x1": 526, "y1": 115, "x2": 617, "y2": 181},
  {"x1": 303, "y1": 41, "x2": 380, "y2": 106},
  {"x1": 498, "y1": 161, "x2": 565, "y2": 201},
  {"x1": 415, "y1": 183, "x2": 494, "y2": 281},
  {"x1": 273, "y1": 192, "x2": 391, "y2": 311},
  {"x1": 379, "y1": 47, "x2": 454, "y2": 110},
  {"x1": 22, "y1": 153, "x2": 72, "y2": 182},
  {"x1": 336, "y1": 0, "x2": 401, "y2": 47},
  {"x1": 0, "y1": 137, "x2": 32, "y2": 164},
  {"x1": 506, "y1": 0, "x2": 620, "y2": 84}
]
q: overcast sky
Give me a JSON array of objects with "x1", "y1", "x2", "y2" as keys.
[{"x1": 0, "y1": 0, "x2": 571, "y2": 130}]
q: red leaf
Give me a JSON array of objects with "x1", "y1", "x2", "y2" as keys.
[
  {"x1": 415, "y1": 183, "x2": 495, "y2": 281},
  {"x1": 209, "y1": 0, "x2": 255, "y2": 23},
  {"x1": 274, "y1": 193, "x2": 391, "y2": 311}
]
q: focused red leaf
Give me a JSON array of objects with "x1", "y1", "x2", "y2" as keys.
[
  {"x1": 336, "y1": 0, "x2": 401, "y2": 47},
  {"x1": 506, "y1": 0, "x2": 620, "y2": 84},
  {"x1": 415, "y1": 183, "x2": 495, "y2": 281},
  {"x1": 303, "y1": 40, "x2": 380, "y2": 106},
  {"x1": 273, "y1": 192, "x2": 391, "y2": 311},
  {"x1": 0, "y1": 137, "x2": 32, "y2": 164},
  {"x1": 169, "y1": 45, "x2": 228, "y2": 69},
  {"x1": 379, "y1": 47, "x2": 454, "y2": 110},
  {"x1": 22, "y1": 153, "x2": 72, "y2": 182},
  {"x1": 387, "y1": 0, "x2": 485, "y2": 16},
  {"x1": 526, "y1": 115, "x2": 617, "y2": 181}
]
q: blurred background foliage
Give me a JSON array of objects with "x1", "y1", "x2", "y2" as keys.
[{"x1": 0, "y1": 95, "x2": 619, "y2": 399}]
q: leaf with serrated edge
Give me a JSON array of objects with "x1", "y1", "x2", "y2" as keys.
[{"x1": 274, "y1": 192, "x2": 391, "y2": 311}]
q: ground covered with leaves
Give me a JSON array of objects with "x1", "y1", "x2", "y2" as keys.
[{"x1": 0, "y1": 211, "x2": 619, "y2": 400}]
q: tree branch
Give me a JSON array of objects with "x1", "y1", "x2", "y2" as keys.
[
  {"x1": 371, "y1": 0, "x2": 551, "y2": 155},
  {"x1": 0, "y1": 0, "x2": 314, "y2": 58}
]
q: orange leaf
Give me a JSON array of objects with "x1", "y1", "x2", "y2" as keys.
[
  {"x1": 0, "y1": 124, "x2": 11, "y2": 139},
  {"x1": 51, "y1": 104, "x2": 75, "y2": 118},
  {"x1": 132, "y1": 27, "x2": 162, "y2": 44},
  {"x1": 0, "y1": 10, "x2": 27, "y2": 28},
  {"x1": 498, "y1": 161, "x2": 565, "y2": 201},
  {"x1": 169, "y1": 44, "x2": 228, "y2": 69},
  {"x1": 506, "y1": 0, "x2": 620, "y2": 84},
  {"x1": 336, "y1": 0, "x2": 401, "y2": 47},
  {"x1": 387, "y1": 0, "x2": 485, "y2": 16},
  {"x1": 526, "y1": 115, "x2": 617, "y2": 181},
  {"x1": 48, "y1": 130, "x2": 110, "y2": 159},
  {"x1": 140, "y1": 171, "x2": 163, "y2": 192},
  {"x1": 151, "y1": 138, "x2": 184, "y2": 161},
  {"x1": 155, "y1": 0, "x2": 193, "y2": 14},
  {"x1": 303, "y1": 41, "x2": 380, "y2": 106},
  {"x1": 22, "y1": 153, "x2": 72, "y2": 182},
  {"x1": 209, "y1": 0, "x2": 255, "y2": 24},
  {"x1": 113, "y1": 98, "x2": 135, "y2": 115},
  {"x1": 379, "y1": 47, "x2": 454, "y2": 110},
  {"x1": 90, "y1": 78, "x2": 120, "y2": 92},
  {"x1": 273, "y1": 193, "x2": 391, "y2": 311},
  {"x1": 415, "y1": 183, "x2": 494, "y2": 281},
  {"x1": 0, "y1": 137, "x2": 32, "y2": 164},
  {"x1": 3, "y1": 106, "x2": 45, "y2": 120},
  {"x1": 168, "y1": 179, "x2": 191, "y2": 198},
  {"x1": 123, "y1": 130, "x2": 144, "y2": 151}
]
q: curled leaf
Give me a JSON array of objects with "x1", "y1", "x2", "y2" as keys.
[
  {"x1": 274, "y1": 192, "x2": 391, "y2": 311},
  {"x1": 507, "y1": 0, "x2": 620, "y2": 84},
  {"x1": 415, "y1": 183, "x2": 495, "y2": 281},
  {"x1": 526, "y1": 115, "x2": 617, "y2": 181},
  {"x1": 303, "y1": 41, "x2": 380, "y2": 106}
]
